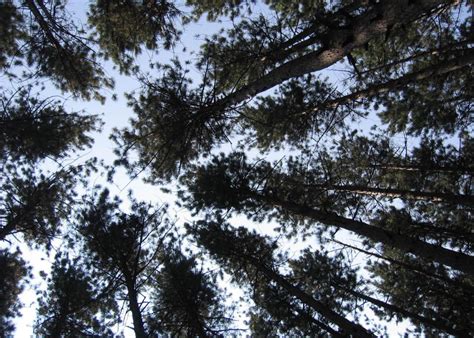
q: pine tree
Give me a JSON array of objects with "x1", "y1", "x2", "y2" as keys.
[
  {"x1": 0, "y1": 0, "x2": 112, "y2": 100},
  {"x1": 291, "y1": 248, "x2": 471, "y2": 336},
  {"x1": 148, "y1": 249, "x2": 233, "y2": 337},
  {"x1": 76, "y1": 189, "x2": 234, "y2": 337},
  {"x1": 0, "y1": 86, "x2": 101, "y2": 247},
  {"x1": 77, "y1": 189, "x2": 173, "y2": 337},
  {"x1": 368, "y1": 247, "x2": 474, "y2": 336},
  {"x1": 35, "y1": 253, "x2": 117, "y2": 336},
  {"x1": 116, "y1": 0, "x2": 460, "y2": 181},
  {"x1": 1, "y1": 0, "x2": 471, "y2": 335},
  {"x1": 188, "y1": 216, "x2": 374, "y2": 337},
  {"x1": 181, "y1": 152, "x2": 473, "y2": 274},
  {"x1": 0, "y1": 87, "x2": 100, "y2": 163},
  {"x1": 88, "y1": 0, "x2": 180, "y2": 74},
  {"x1": 0, "y1": 249, "x2": 30, "y2": 336}
]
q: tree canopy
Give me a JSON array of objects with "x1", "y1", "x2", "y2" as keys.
[{"x1": 1, "y1": 0, "x2": 472, "y2": 336}]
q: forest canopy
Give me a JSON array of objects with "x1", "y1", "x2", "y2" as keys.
[{"x1": 0, "y1": 0, "x2": 472, "y2": 336}]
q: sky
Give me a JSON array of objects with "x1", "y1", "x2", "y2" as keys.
[{"x1": 5, "y1": 1, "x2": 420, "y2": 336}]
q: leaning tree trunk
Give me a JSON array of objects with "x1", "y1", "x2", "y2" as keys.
[
  {"x1": 258, "y1": 0, "x2": 380, "y2": 65},
  {"x1": 372, "y1": 163, "x2": 474, "y2": 174},
  {"x1": 213, "y1": 0, "x2": 454, "y2": 109},
  {"x1": 299, "y1": 52, "x2": 474, "y2": 117},
  {"x1": 256, "y1": 193, "x2": 474, "y2": 275},
  {"x1": 333, "y1": 163, "x2": 474, "y2": 175},
  {"x1": 244, "y1": 255, "x2": 374, "y2": 338},
  {"x1": 334, "y1": 284, "x2": 470, "y2": 336},
  {"x1": 304, "y1": 183, "x2": 474, "y2": 205},
  {"x1": 252, "y1": 51, "x2": 473, "y2": 134},
  {"x1": 358, "y1": 39, "x2": 472, "y2": 76},
  {"x1": 330, "y1": 238, "x2": 474, "y2": 295}
]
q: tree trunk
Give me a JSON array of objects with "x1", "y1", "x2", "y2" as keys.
[
  {"x1": 247, "y1": 257, "x2": 374, "y2": 338},
  {"x1": 306, "y1": 51, "x2": 474, "y2": 115},
  {"x1": 261, "y1": 0, "x2": 373, "y2": 64},
  {"x1": 335, "y1": 163, "x2": 474, "y2": 174},
  {"x1": 257, "y1": 193, "x2": 474, "y2": 275},
  {"x1": 214, "y1": 0, "x2": 452, "y2": 109},
  {"x1": 124, "y1": 275, "x2": 147, "y2": 338},
  {"x1": 359, "y1": 39, "x2": 471, "y2": 75},
  {"x1": 335, "y1": 285, "x2": 469, "y2": 336},
  {"x1": 24, "y1": 0, "x2": 89, "y2": 89},
  {"x1": 183, "y1": 301, "x2": 208, "y2": 338},
  {"x1": 330, "y1": 238, "x2": 474, "y2": 295},
  {"x1": 305, "y1": 183, "x2": 474, "y2": 205},
  {"x1": 373, "y1": 163, "x2": 474, "y2": 174},
  {"x1": 25, "y1": 0, "x2": 62, "y2": 50}
]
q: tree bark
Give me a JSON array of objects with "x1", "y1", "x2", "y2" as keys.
[
  {"x1": 256, "y1": 193, "x2": 474, "y2": 275},
  {"x1": 214, "y1": 0, "x2": 453, "y2": 109},
  {"x1": 260, "y1": 0, "x2": 372, "y2": 64},
  {"x1": 25, "y1": 0, "x2": 58, "y2": 45},
  {"x1": 124, "y1": 275, "x2": 147, "y2": 338}
]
